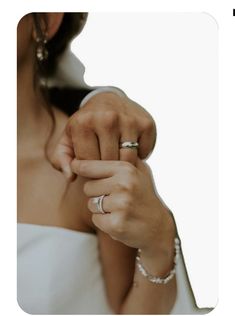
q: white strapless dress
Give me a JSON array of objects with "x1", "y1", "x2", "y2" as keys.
[
  {"x1": 17, "y1": 223, "x2": 113, "y2": 314},
  {"x1": 17, "y1": 223, "x2": 212, "y2": 315}
]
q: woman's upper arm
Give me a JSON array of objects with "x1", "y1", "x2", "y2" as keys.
[{"x1": 97, "y1": 229, "x2": 136, "y2": 313}]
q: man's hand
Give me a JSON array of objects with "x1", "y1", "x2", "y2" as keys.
[{"x1": 50, "y1": 92, "x2": 156, "y2": 181}]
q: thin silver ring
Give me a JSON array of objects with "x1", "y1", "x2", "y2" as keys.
[
  {"x1": 92, "y1": 195, "x2": 106, "y2": 214},
  {"x1": 120, "y1": 141, "x2": 139, "y2": 149}
]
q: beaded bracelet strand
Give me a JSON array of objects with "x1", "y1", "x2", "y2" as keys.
[{"x1": 136, "y1": 237, "x2": 180, "y2": 285}]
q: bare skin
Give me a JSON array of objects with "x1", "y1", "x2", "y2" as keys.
[{"x1": 17, "y1": 13, "x2": 177, "y2": 314}]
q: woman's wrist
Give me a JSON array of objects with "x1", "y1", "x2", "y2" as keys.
[{"x1": 139, "y1": 206, "x2": 177, "y2": 277}]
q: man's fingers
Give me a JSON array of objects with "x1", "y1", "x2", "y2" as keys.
[
  {"x1": 120, "y1": 147, "x2": 138, "y2": 166},
  {"x1": 138, "y1": 119, "x2": 157, "y2": 159},
  {"x1": 119, "y1": 120, "x2": 138, "y2": 165},
  {"x1": 97, "y1": 131, "x2": 119, "y2": 161},
  {"x1": 71, "y1": 124, "x2": 100, "y2": 160},
  {"x1": 95, "y1": 111, "x2": 120, "y2": 160},
  {"x1": 49, "y1": 130, "x2": 75, "y2": 181},
  {"x1": 58, "y1": 152, "x2": 76, "y2": 181}
]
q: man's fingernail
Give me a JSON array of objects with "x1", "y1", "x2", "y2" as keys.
[{"x1": 62, "y1": 165, "x2": 73, "y2": 180}]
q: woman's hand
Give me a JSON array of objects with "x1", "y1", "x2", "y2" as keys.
[
  {"x1": 71, "y1": 158, "x2": 176, "y2": 267},
  {"x1": 50, "y1": 92, "x2": 156, "y2": 181}
]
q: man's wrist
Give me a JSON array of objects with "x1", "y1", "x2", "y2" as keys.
[{"x1": 79, "y1": 86, "x2": 126, "y2": 108}]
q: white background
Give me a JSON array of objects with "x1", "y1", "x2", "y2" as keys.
[
  {"x1": 0, "y1": 0, "x2": 235, "y2": 315},
  {"x1": 72, "y1": 12, "x2": 218, "y2": 308}
]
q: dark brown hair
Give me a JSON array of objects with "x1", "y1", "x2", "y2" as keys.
[
  {"x1": 33, "y1": 12, "x2": 92, "y2": 115},
  {"x1": 31, "y1": 12, "x2": 93, "y2": 163}
]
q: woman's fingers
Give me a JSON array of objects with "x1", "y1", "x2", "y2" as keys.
[
  {"x1": 84, "y1": 178, "x2": 114, "y2": 196},
  {"x1": 91, "y1": 211, "x2": 129, "y2": 241},
  {"x1": 91, "y1": 213, "x2": 113, "y2": 233},
  {"x1": 88, "y1": 192, "x2": 134, "y2": 215},
  {"x1": 88, "y1": 194, "x2": 113, "y2": 214},
  {"x1": 71, "y1": 159, "x2": 134, "y2": 178}
]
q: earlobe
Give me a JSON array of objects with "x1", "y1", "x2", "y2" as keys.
[
  {"x1": 31, "y1": 14, "x2": 47, "y2": 41},
  {"x1": 45, "y1": 13, "x2": 64, "y2": 40},
  {"x1": 32, "y1": 13, "x2": 64, "y2": 41}
]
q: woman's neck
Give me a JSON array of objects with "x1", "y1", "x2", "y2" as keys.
[{"x1": 17, "y1": 61, "x2": 52, "y2": 158}]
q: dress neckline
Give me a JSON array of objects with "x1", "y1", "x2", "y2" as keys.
[{"x1": 17, "y1": 222, "x2": 97, "y2": 239}]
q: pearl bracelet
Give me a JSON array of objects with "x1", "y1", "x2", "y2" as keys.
[{"x1": 136, "y1": 237, "x2": 180, "y2": 285}]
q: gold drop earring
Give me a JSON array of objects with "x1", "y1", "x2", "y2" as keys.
[{"x1": 36, "y1": 33, "x2": 48, "y2": 62}]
